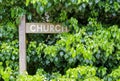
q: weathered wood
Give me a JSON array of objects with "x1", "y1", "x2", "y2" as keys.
[
  {"x1": 26, "y1": 23, "x2": 68, "y2": 33},
  {"x1": 19, "y1": 15, "x2": 26, "y2": 74}
]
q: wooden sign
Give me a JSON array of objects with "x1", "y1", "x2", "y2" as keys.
[
  {"x1": 26, "y1": 23, "x2": 68, "y2": 33},
  {"x1": 19, "y1": 16, "x2": 68, "y2": 74}
]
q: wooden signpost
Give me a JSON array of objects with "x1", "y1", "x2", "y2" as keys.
[{"x1": 19, "y1": 16, "x2": 68, "y2": 74}]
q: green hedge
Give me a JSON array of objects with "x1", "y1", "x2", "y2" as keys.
[{"x1": 0, "y1": 0, "x2": 120, "y2": 81}]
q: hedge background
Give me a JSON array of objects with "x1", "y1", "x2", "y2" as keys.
[{"x1": 0, "y1": 0, "x2": 120, "y2": 81}]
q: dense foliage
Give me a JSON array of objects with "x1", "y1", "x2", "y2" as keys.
[{"x1": 0, "y1": 0, "x2": 120, "y2": 81}]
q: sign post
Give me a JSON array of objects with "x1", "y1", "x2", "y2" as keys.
[
  {"x1": 19, "y1": 15, "x2": 68, "y2": 74},
  {"x1": 19, "y1": 16, "x2": 26, "y2": 74}
]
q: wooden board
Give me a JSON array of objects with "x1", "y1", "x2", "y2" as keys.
[{"x1": 26, "y1": 23, "x2": 68, "y2": 33}]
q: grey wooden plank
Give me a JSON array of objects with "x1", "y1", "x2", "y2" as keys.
[
  {"x1": 26, "y1": 23, "x2": 68, "y2": 33},
  {"x1": 19, "y1": 15, "x2": 26, "y2": 74}
]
